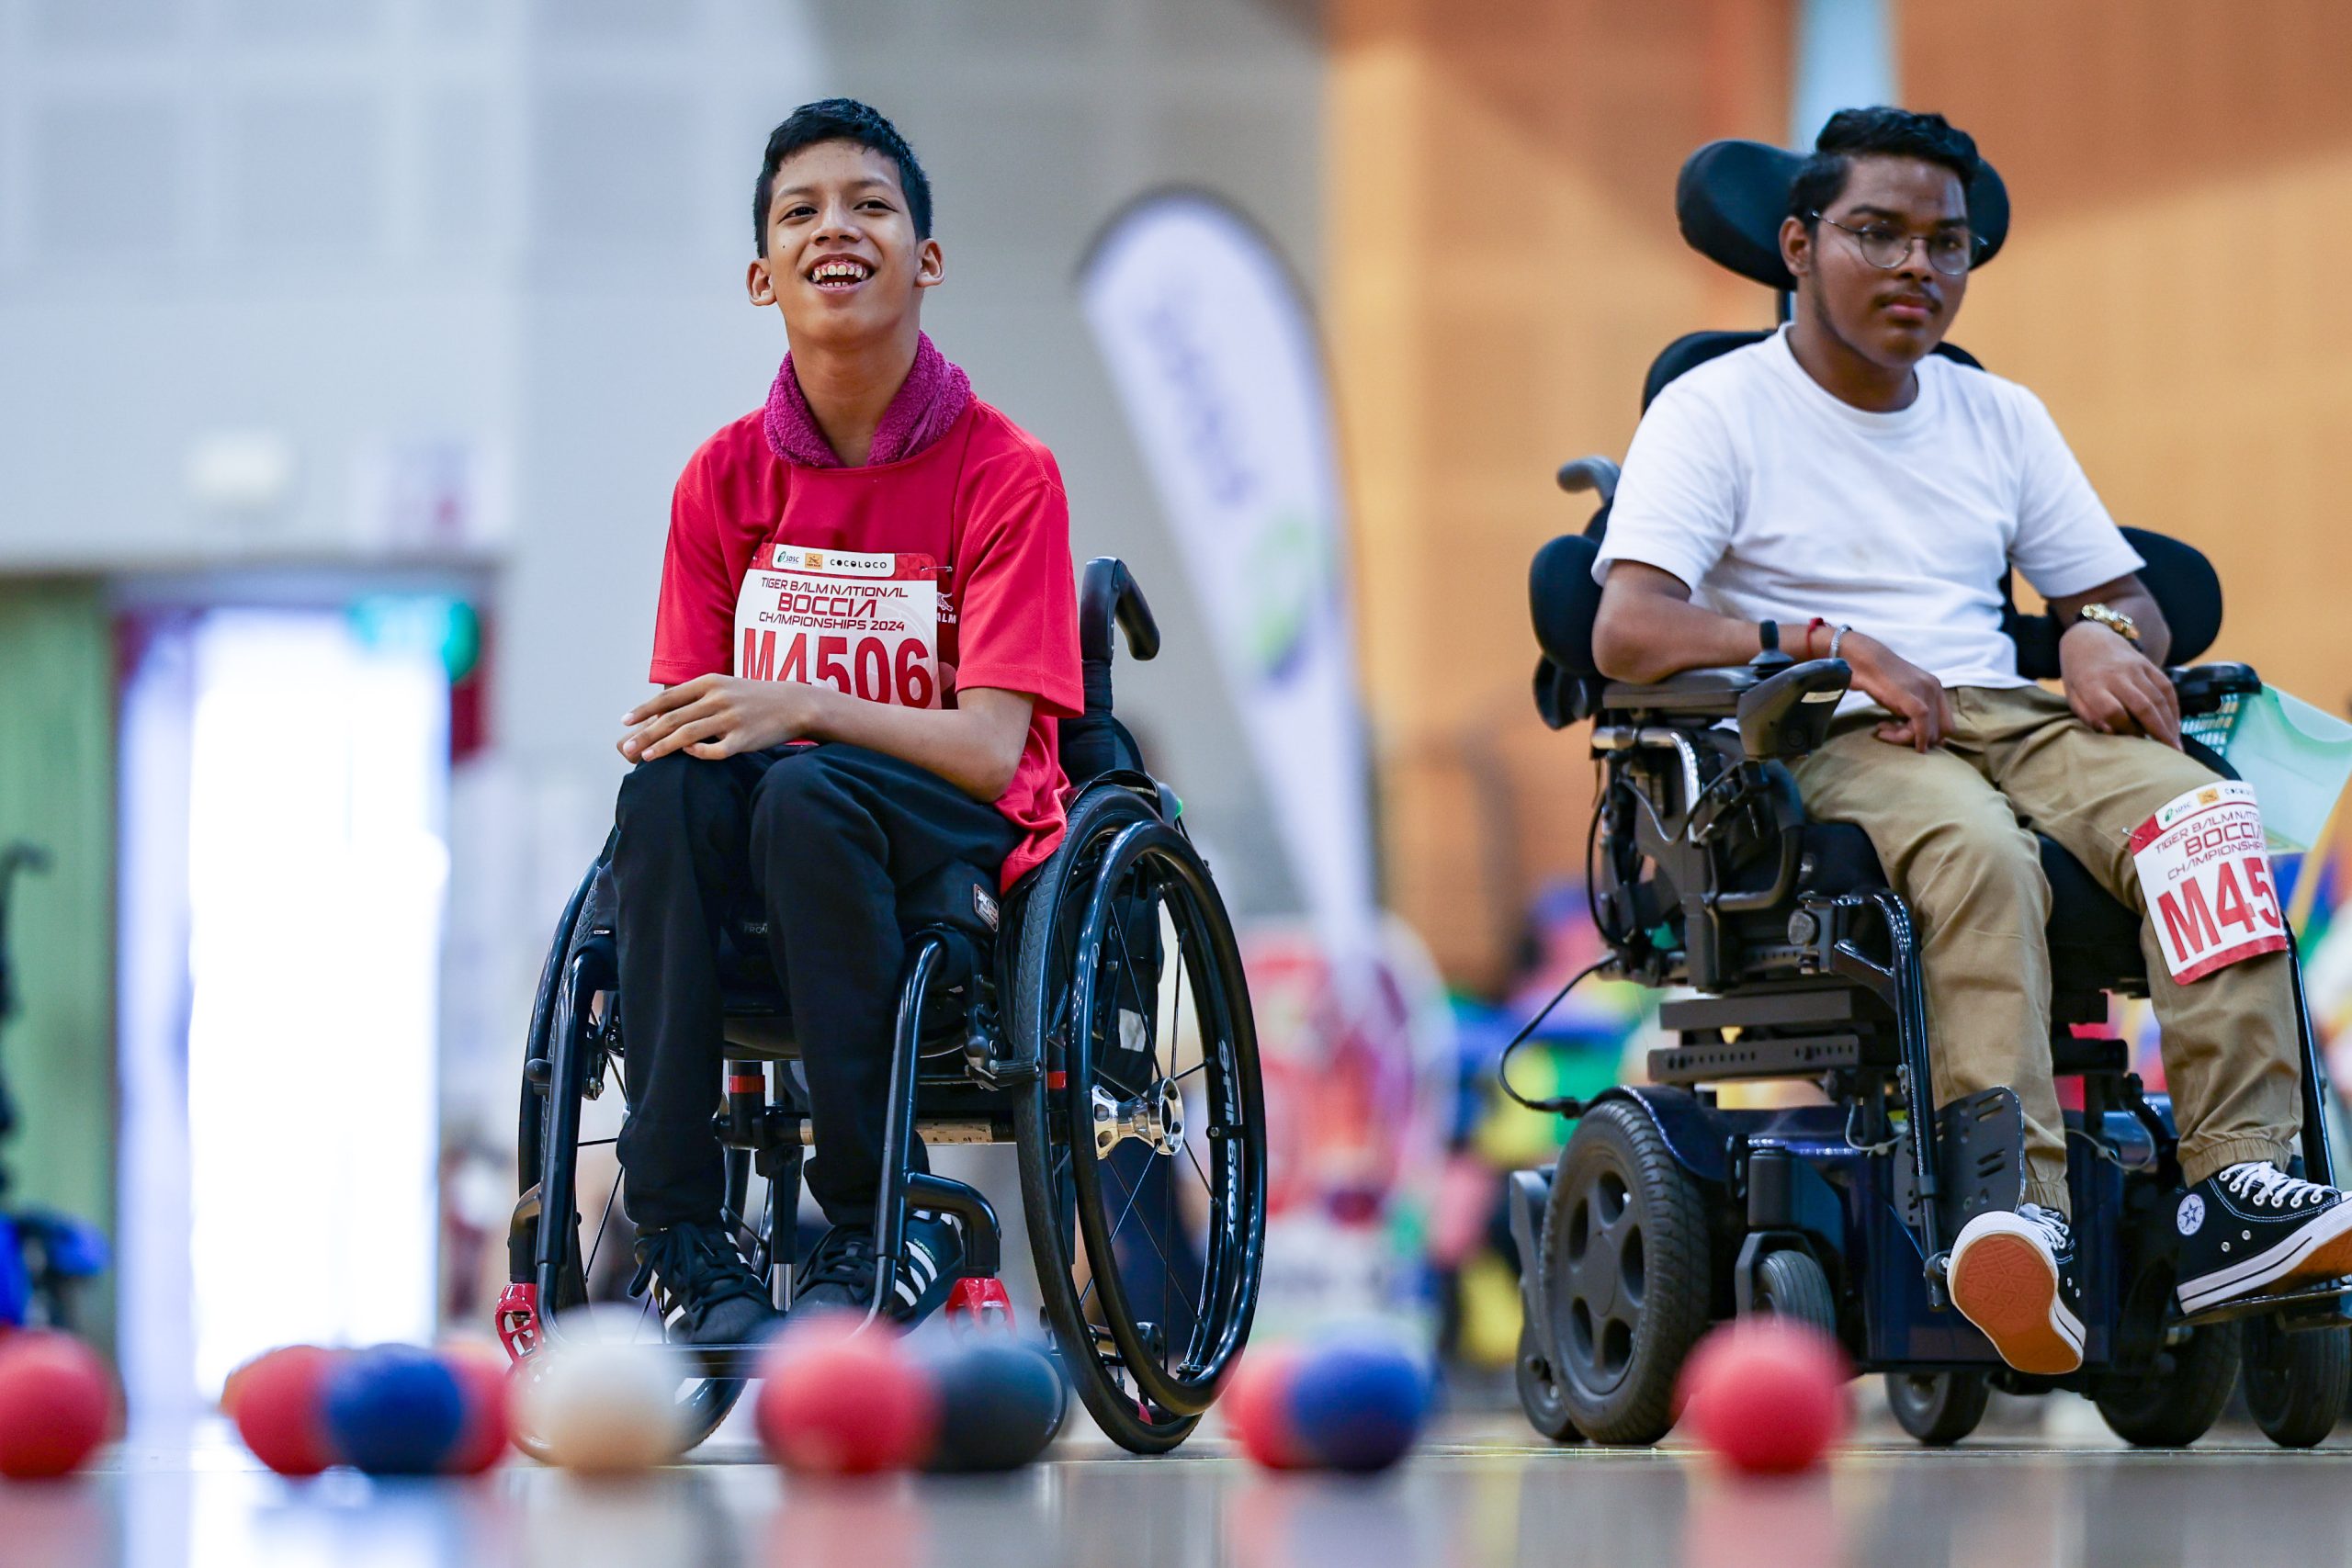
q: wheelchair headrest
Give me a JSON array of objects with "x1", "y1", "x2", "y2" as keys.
[
  {"x1": 1677, "y1": 138, "x2": 2011, "y2": 294},
  {"x1": 1530, "y1": 533, "x2": 1603, "y2": 676}
]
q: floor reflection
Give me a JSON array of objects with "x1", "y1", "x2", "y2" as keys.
[{"x1": 13, "y1": 1425, "x2": 2352, "y2": 1568}]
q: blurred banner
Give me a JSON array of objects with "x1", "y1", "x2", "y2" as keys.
[{"x1": 1079, "y1": 192, "x2": 1376, "y2": 972}]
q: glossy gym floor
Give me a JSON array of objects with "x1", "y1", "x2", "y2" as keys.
[{"x1": 18, "y1": 1403, "x2": 2352, "y2": 1568}]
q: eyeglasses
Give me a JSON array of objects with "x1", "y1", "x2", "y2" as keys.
[{"x1": 1811, "y1": 213, "x2": 1980, "y2": 277}]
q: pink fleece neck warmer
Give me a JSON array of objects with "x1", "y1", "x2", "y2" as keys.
[{"x1": 763, "y1": 332, "x2": 973, "y2": 469}]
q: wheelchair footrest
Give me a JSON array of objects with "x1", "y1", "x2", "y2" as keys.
[
  {"x1": 945, "y1": 1276, "x2": 1016, "y2": 1332},
  {"x1": 2177, "y1": 1277, "x2": 2352, "y2": 1330}
]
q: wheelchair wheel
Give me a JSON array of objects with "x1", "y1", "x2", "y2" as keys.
[
  {"x1": 1515, "y1": 1321, "x2": 1585, "y2": 1444},
  {"x1": 1752, "y1": 1248, "x2": 1838, "y2": 1345},
  {"x1": 1884, "y1": 1371, "x2": 1990, "y2": 1447},
  {"x1": 1012, "y1": 783, "x2": 1265, "y2": 1455},
  {"x1": 2241, "y1": 1316, "x2": 2349, "y2": 1449},
  {"x1": 510, "y1": 859, "x2": 776, "y2": 1461},
  {"x1": 2092, "y1": 1318, "x2": 2240, "y2": 1448},
  {"x1": 1536, "y1": 1098, "x2": 1712, "y2": 1445}
]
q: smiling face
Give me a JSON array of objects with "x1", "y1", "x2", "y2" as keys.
[
  {"x1": 1781, "y1": 154, "x2": 1972, "y2": 375},
  {"x1": 747, "y1": 140, "x2": 943, "y2": 351}
]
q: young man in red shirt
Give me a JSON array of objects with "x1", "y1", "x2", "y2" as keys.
[{"x1": 610, "y1": 99, "x2": 1082, "y2": 1344}]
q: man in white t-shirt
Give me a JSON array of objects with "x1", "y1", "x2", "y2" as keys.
[{"x1": 1591, "y1": 107, "x2": 2351, "y2": 1375}]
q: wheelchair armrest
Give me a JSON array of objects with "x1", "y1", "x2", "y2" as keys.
[
  {"x1": 1600, "y1": 665, "x2": 1761, "y2": 716},
  {"x1": 2170, "y1": 660, "x2": 2260, "y2": 717},
  {"x1": 1600, "y1": 658, "x2": 1851, "y2": 759}
]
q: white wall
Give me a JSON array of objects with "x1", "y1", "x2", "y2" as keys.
[{"x1": 0, "y1": 0, "x2": 1325, "y2": 1154}]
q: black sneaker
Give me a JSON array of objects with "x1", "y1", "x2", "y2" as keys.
[
  {"x1": 1948, "y1": 1202, "x2": 2086, "y2": 1375},
  {"x1": 2176, "y1": 1163, "x2": 2352, "y2": 1314},
  {"x1": 794, "y1": 1214, "x2": 966, "y2": 1323},
  {"x1": 628, "y1": 1222, "x2": 785, "y2": 1347}
]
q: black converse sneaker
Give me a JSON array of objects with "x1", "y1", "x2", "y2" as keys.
[
  {"x1": 793, "y1": 1214, "x2": 966, "y2": 1323},
  {"x1": 628, "y1": 1222, "x2": 785, "y2": 1347},
  {"x1": 2176, "y1": 1163, "x2": 2352, "y2": 1314},
  {"x1": 1947, "y1": 1202, "x2": 2086, "y2": 1374}
]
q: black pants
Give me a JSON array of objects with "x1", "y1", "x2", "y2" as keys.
[{"x1": 610, "y1": 744, "x2": 1017, "y2": 1229}]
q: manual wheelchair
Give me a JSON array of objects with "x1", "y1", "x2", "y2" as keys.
[
  {"x1": 1508, "y1": 138, "x2": 2351, "y2": 1450},
  {"x1": 501, "y1": 558, "x2": 1267, "y2": 1456}
]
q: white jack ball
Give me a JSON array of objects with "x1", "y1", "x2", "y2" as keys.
[{"x1": 513, "y1": 1316, "x2": 691, "y2": 1473}]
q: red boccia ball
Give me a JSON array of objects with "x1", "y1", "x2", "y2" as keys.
[
  {"x1": 231, "y1": 1345, "x2": 342, "y2": 1478},
  {"x1": 438, "y1": 1346, "x2": 514, "y2": 1475},
  {"x1": 0, "y1": 1332, "x2": 111, "y2": 1479},
  {"x1": 1677, "y1": 1318, "x2": 1849, "y2": 1476},
  {"x1": 1225, "y1": 1344, "x2": 1311, "y2": 1470},
  {"x1": 754, "y1": 1317, "x2": 938, "y2": 1475}
]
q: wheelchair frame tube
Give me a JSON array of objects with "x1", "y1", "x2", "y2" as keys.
[
  {"x1": 533, "y1": 942, "x2": 603, "y2": 1327},
  {"x1": 870, "y1": 934, "x2": 947, "y2": 1320}
]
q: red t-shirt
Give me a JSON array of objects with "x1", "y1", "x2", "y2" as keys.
[{"x1": 649, "y1": 400, "x2": 1084, "y2": 886}]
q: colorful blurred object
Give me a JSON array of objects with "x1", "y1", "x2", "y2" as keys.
[{"x1": 1240, "y1": 917, "x2": 1456, "y2": 1337}]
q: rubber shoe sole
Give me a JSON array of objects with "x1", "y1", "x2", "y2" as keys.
[
  {"x1": 1949, "y1": 1219, "x2": 2085, "y2": 1375},
  {"x1": 2177, "y1": 1201, "x2": 2352, "y2": 1314}
]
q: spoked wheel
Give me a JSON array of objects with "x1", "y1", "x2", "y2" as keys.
[
  {"x1": 1536, "y1": 1098, "x2": 1712, "y2": 1445},
  {"x1": 1884, "y1": 1371, "x2": 1990, "y2": 1447},
  {"x1": 1012, "y1": 784, "x2": 1266, "y2": 1454},
  {"x1": 508, "y1": 861, "x2": 778, "y2": 1461}
]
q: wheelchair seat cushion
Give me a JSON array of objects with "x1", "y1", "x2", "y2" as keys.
[{"x1": 1795, "y1": 821, "x2": 2144, "y2": 987}]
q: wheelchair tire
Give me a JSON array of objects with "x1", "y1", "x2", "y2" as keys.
[
  {"x1": 1536, "y1": 1097, "x2": 1713, "y2": 1446},
  {"x1": 1012, "y1": 782, "x2": 1266, "y2": 1456},
  {"x1": 2241, "y1": 1316, "x2": 2349, "y2": 1449},
  {"x1": 1515, "y1": 1321, "x2": 1586, "y2": 1443},
  {"x1": 1884, "y1": 1371, "x2": 1990, "y2": 1447},
  {"x1": 510, "y1": 855, "x2": 770, "y2": 1462},
  {"x1": 1752, "y1": 1248, "x2": 1838, "y2": 1345},
  {"x1": 2092, "y1": 1318, "x2": 2240, "y2": 1448}
]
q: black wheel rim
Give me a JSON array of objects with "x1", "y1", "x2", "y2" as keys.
[
  {"x1": 1555, "y1": 1158, "x2": 1645, "y2": 1398},
  {"x1": 1036, "y1": 807, "x2": 1264, "y2": 1427},
  {"x1": 519, "y1": 924, "x2": 773, "y2": 1451}
]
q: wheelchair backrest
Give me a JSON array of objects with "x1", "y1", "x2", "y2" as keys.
[{"x1": 1531, "y1": 137, "x2": 2221, "y2": 723}]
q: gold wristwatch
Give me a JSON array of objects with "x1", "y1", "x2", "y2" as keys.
[{"x1": 2075, "y1": 603, "x2": 2141, "y2": 645}]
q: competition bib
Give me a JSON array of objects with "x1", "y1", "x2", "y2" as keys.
[
  {"x1": 2128, "y1": 781, "x2": 2287, "y2": 983},
  {"x1": 732, "y1": 545, "x2": 944, "y2": 708}
]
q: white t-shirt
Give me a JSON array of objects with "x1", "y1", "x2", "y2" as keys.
[{"x1": 1593, "y1": 324, "x2": 2143, "y2": 691}]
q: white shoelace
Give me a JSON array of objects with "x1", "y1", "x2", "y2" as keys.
[
  {"x1": 2222, "y1": 1161, "x2": 2335, "y2": 1212},
  {"x1": 2017, "y1": 1202, "x2": 2074, "y2": 1251}
]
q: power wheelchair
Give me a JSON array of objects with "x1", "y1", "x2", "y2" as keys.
[
  {"x1": 501, "y1": 558, "x2": 1268, "y2": 1456},
  {"x1": 1508, "y1": 139, "x2": 2351, "y2": 1450}
]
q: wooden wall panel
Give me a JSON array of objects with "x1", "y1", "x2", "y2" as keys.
[
  {"x1": 1329, "y1": 0, "x2": 1792, "y2": 988},
  {"x1": 1906, "y1": 0, "x2": 2352, "y2": 713}
]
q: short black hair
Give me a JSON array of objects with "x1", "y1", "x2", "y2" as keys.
[
  {"x1": 752, "y1": 98, "x2": 932, "y2": 254},
  {"x1": 1787, "y1": 107, "x2": 1980, "y2": 229}
]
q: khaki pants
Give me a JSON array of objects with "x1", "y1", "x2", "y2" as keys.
[{"x1": 1792, "y1": 684, "x2": 2300, "y2": 1213}]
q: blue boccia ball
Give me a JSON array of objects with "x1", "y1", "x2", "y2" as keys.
[
  {"x1": 1287, "y1": 1337, "x2": 1430, "y2": 1473},
  {"x1": 925, "y1": 1341, "x2": 1067, "y2": 1472},
  {"x1": 322, "y1": 1346, "x2": 465, "y2": 1476}
]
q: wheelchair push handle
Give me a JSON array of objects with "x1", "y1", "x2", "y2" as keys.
[
  {"x1": 1080, "y1": 557, "x2": 1161, "y2": 666},
  {"x1": 1555, "y1": 456, "x2": 1622, "y2": 502}
]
